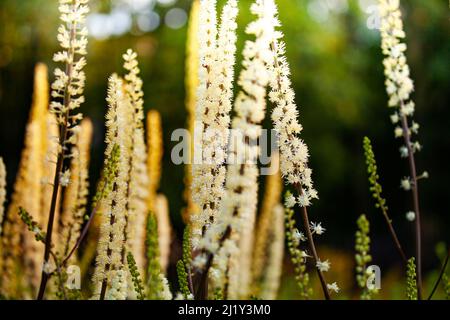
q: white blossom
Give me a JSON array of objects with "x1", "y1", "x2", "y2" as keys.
[
  {"x1": 379, "y1": 0, "x2": 422, "y2": 152},
  {"x1": 310, "y1": 221, "x2": 326, "y2": 235},
  {"x1": 327, "y1": 282, "x2": 340, "y2": 293},
  {"x1": 406, "y1": 211, "x2": 416, "y2": 221},
  {"x1": 285, "y1": 193, "x2": 296, "y2": 208},
  {"x1": 400, "y1": 177, "x2": 411, "y2": 190},
  {"x1": 316, "y1": 259, "x2": 331, "y2": 272},
  {"x1": 191, "y1": 0, "x2": 239, "y2": 247},
  {"x1": 59, "y1": 169, "x2": 71, "y2": 187},
  {"x1": 293, "y1": 228, "x2": 306, "y2": 244}
]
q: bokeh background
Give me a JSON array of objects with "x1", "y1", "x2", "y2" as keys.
[{"x1": 0, "y1": 0, "x2": 448, "y2": 299}]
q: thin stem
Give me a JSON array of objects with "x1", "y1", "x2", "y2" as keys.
[
  {"x1": 294, "y1": 184, "x2": 330, "y2": 300},
  {"x1": 37, "y1": 154, "x2": 64, "y2": 300},
  {"x1": 428, "y1": 249, "x2": 449, "y2": 300},
  {"x1": 61, "y1": 201, "x2": 101, "y2": 267},
  {"x1": 37, "y1": 7, "x2": 78, "y2": 299},
  {"x1": 379, "y1": 206, "x2": 408, "y2": 265},
  {"x1": 400, "y1": 110, "x2": 423, "y2": 299}
]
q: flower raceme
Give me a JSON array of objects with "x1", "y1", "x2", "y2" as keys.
[
  {"x1": 379, "y1": 0, "x2": 420, "y2": 153},
  {"x1": 93, "y1": 74, "x2": 133, "y2": 300},
  {"x1": 193, "y1": 0, "x2": 279, "y2": 299},
  {"x1": 191, "y1": 0, "x2": 239, "y2": 248}
]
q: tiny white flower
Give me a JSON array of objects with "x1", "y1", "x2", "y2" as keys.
[
  {"x1": 293, "y1": 228, "x2": 306, "y2": 244},
  {"x1": 298, "y1": 193, "x2": 311, "y2": 207},
  {"x1": 400, "y1": 177, "x2": 411, "y2": 190},
  {"x1": 411, "y1": 122, "x2": 420, "y2": 134},
  {"x1": 299, "y1": 250, "x2": 312, "y2": 260},
  {"x1": 390, "y1": 113, "x2": 399, "y2": 124},
  {"x1": 285, "y1": 193, "x2": 296, "y2": 208},
  {"x1": 310, "y1": 221, "x2": 325, "y2": 235},
  {"x1": 316, "y1": 259, "x2": 330, "y2": 272},
  {"x1": 327, "y1": 282, "x2": 340, "y2": 293},
  {"x1": 413, "y1": 141, "x2": 422, "y2": 152},
  {"x1": 406, "y1": 211, "x2": 415, "y2": 221},
  {"x1": 42, "y1": 261, "x2": 54, "y2": 274},
  {"x1": 394, "y1": 126, "x2": 403, "y2": 138},
  {"x1": 419, "y1": 171, "x2": 429, "y2": 179},
  {"x1": 59, "y1": 170, "x2": 71, "y2": 187},
  {"x1": 399, "y1": 146, "x2": 408, "y2": 158}
]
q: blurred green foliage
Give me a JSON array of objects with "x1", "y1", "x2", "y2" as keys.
[{"x1": 0, "y1": 0, "x2": 449, "y2": 298}]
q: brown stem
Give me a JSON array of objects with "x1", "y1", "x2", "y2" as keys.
[
  {"x1": 428, "y1": 249, "x2": 449, "y2": 300},
  {"x1": 295, "y1": 184, "x2": 330, "y2": 300},
  {"x1": 37, "y1": 153, "x2": 64, "y2": 300},
  {"x1": 400, "y1": 110, "x2": 423, "y2": 299},
  {"x1": 300, "y1": 206, "x2": 330, "y2": 300},
  {"x1": 37, "y1": 5, "x2": 78, "y2": 300},
  {"x1": 61, "y1": 201, "x2": 101, "y2": 267},
  {"x1": 380, "y1": 206, "x2": 408, "y2": 265}
]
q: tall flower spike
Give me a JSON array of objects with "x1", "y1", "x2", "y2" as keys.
[
  {"x1": 191, "y1": 0, "x2": 238, "y2": 248},
  {"x1": 378, "y1": 0, "x2": 423, "y2": 297},
  {"x1": 92, "y1": 74, "x2": 133, "y2": 300},
  {"x1": 267, "y1": 0, "x2": 330, "y2": 299},
  {"x1": 0, "y1": 157, "x2": 6, "y2": 236},
  {"x1": 194, "y1": 0, "x2": 278, "y2": 300},
  {"x1": 268, "y1": 21, "x2": 316, "y2": 205},
  {"x1": 183, "y1": 0, "x2": 200, "y2": 223},
  {"x1": 122, "y1": 49, "x2": 149, "y2": 275},
  {"x1": 1, "y1": 63, "x2": 50, "y2": 298},
  {"x1": 363, "y1": 137, "x2": 407, "y2": 263},
  {"x1": 38, "y1": 0, "x2": 90, "y2": 299},
  {"x1": 58, "y1": 118, "x2": 93, "y2": 262}
]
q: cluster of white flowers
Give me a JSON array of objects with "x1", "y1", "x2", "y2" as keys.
[
  {"x1": 92, "y1": 75, "x2": 133, "y2": 299},
  {"x1": 122, "y1": 49, "x2": 149, "y2": 273},
  {"x1": 209, "y1": 238, "x2": 239, "y2": 293},
  {"x1": 50, "y1": 0, "x2": 89, "y2": 141},
  {"x1": 191, "y1": 0, "x2": 239, "y2": 247},
  {"x1": 193, "y1": 1, "x2": 279, "y2": 293},
  {"x1": 268, "y1": 29, "x2": 318, "y2": 207},
  {"x1": 106, "y1": 270, "x2": 128, "y2": 300},
  {"x1": 379, "y1": 0, "x2": 420, "y2": 155}
]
